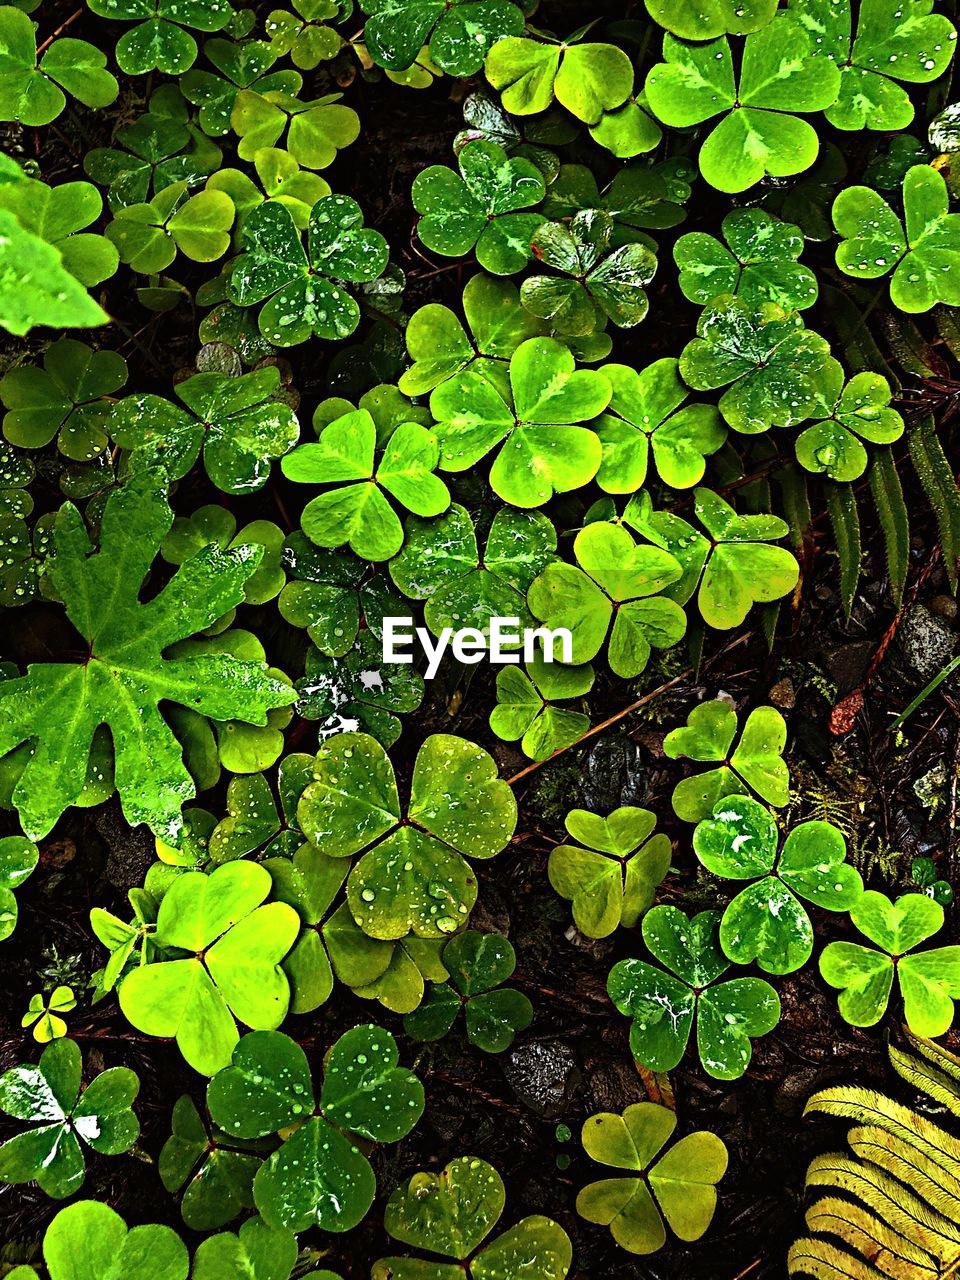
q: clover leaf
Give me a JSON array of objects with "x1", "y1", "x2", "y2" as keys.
[
  {"x1": 296, "y1": 628, "x2": 424, "y2": 746},
  {"x1": 282, "y1": 407, "x2": 450, "y2": 560},
  {"x1": 543, "y1": 161, "x2": 693, "y2": 243},
  {"x1": 0, "y1": 6, "x2": 118, "y2": 125},
  {"x1": 645, "y1": 0, "x2": 776, "y2": 39},
  {"x1": 390, "y1": 503, "x2": 556, "y2": 637},
  {"x1": 2, "y1": 341, "x2": 126, "y2": 462},
  {"x1": 675, "y1": 209, "x2": 818, "y2": 311},
  {"x1": 278, "y1": 532, "x2": 369, "y2": 656},
  {"x1": 162, "y1": 508, "x2": 287, "y2": 607},
  {"x1": 399, "y1": 272, "x2": 546, "y2": 397},
  {"x1": 106, "y1": 181, "x2": 235, "y2": 275},
  {"x1": 362, "y1": 0, "x2": 524, "y2": 75},
  {"x1": 0, "y1": 207, "x2": 108, "y2": 336},
  {"x1": 593, "y1": 358, "x2": 725, "y2": 492},
  {"x1": 231, "y1": 87, "x2": 359, "y2": 169},
  {"x1": 267, "y1": 842, "x2": 348, "y2": 1013},
  {"x1": 664, "y1": 699, "x2": 790, "y2": 821},
  {"x1": 298, "y1": 731, "x2": 516, "y2": 940},
  {"x1": 159, "y1": 1094, "x2": 259, "y2": 1231},
  {"x1": 0, "y1": 174, "x2": 118, "y2": 288},
  {"x1": 429, "y1": 337, "x2": 611, "y2": 507},
  {"x1": 791, "y1": 0, "x2": 957, "y2": 131},
  {"x1": 85, "y1": 85, "x2": 222, "y2": 209},
  {"x1": 490, "y1": 650, "x2": 593, "y2": 762},
  {"x1": 795, "y1": 366, "x2": 904, "y2": 481},
  {"x1": 549, "y1": 806, "x2": 671, "y2": 939},
  {"x1": 679, "y1": 295, "x2": 841, "y2": 434},
  {"x1": 833, "y1": 164, "x2": 960, "y2": 312},
  {"x1": 112, "y1": 366, "x2": 299, "y2": 494},
  {"x1": 182, "y1": 37, "x2": 302, "y2": 135},
  {"x1": 192, "y1": 1218, "x2": 298, "y2": 1280},
  {"x1": 266, "y1": 0, "x2": 345, "y2": 69},
  {"x1": 820, "y1": 890, "x2": 960, "y2": 1037},
  {"x1": 207, "y1": 147, "x2": 331, "y2": 240},
  {"x1": 645, "y1": 16, "x2": 841, "y2": 192},
  {"x1": 413, "y1": 140, "x2": 545, "y2": 276},
  {"x1": 455, "y1": 90, "x2": 579, "y2": 181},
  {"x1": 0, "y1": 834, "x2": 37, "y2": 940},
  {"x1": 229, "y1": 196, "x2": 388, "y2": 345},
  {"x1": 404, "y1": 929, "x2": 533, "y2": 1052},
  {"x1": 521, "y1": 211, "x2": 657, "y2": 335},
  {"x1": 693, "y1": 795, "x2": 862, "y2": 975},
  {"x1": 608, "y1": 906, "x2": 781, "y2": 1079},
  {"x1": 0, "y1": 472, "x2": 295, "y2": 841},
  {"x1": 0, "y1": 1039, "x2": 139, "y2": 1199},
  {"x1": 119, "y1": 861, "x2": 300, "y2": 1075},
  {"x1": 486, "y1": 35, "x2": 635, "y2": 124},
  {"x1": 22, "y1": 986, "x2": 76, "y2": 1043},
  {"x1": 205, "y1": 1026, "x2": 423, "y2": 1232},
  {"x1": 577, "y1": 1102, "x2": 728, "y2": 1254},
  {"x1": 88, "y1": 0, "x2": 234, "y2": 75},
  {"x1": 15, "y1": 1200, "x2": 189, "y2": 1280},
  {"x1": 527, "y1": 521, "x2": 686, "y2": 677},
  {"x1": 374, "y1": 1156, "x2": 573, "y2": 1279}
]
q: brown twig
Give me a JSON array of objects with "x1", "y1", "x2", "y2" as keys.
[{"x1": 37, "y1": 7, "x2": 83, "y2": 54}]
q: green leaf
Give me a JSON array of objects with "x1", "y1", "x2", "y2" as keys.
[
  {"x1": 608, "y1": 906, "x2": 780, "y2": 1079},
  {"x1": 486, "y1": 36, "x2": 635, "y2": 124},
  {"x1": 362, "y1": 0, "x2": 525, "y2": 75},
  {"x1": 675, "y1": 209, "x2": 818, "y2": 310},
  {"x1": 0, "y1": 209, "x2": 109, "y2": 335},
  {"x1": 88, "y1": 0, "x2": 234, "y2": 74},
  {"x1": 0, "y1": 7, "x2": 118, "y2": 124},
  {"x1": 489, "y1": 654, "x2": 593, "y2": 762},
  {"x1": 0, "y1": 833, "x2": 37, "y2": 940},
  {"x1": 431, "y1": 336, "x2": 610, "y2": 507},
  {"x1": 413, "y1": 140, "x2": 545, "y2": 276},
  {"x1": 645, "y1": 17, "x2": 841, "y2": 192},
  {"x1": 791, "y1": 0, "x2": 957, "y2": 132},
  {"x1": 796, "y1": 369, "x2": 904, "y2": 482},
  {"x1": 119, "y1": 862, "x2": 300, "y2": 1075},
  {"x1": 833, "y1": 165, "x2": 960, "y2": 312},
  {"x1": 0, "y1": 473, "x2": 295, "y2": 842},
  {"x1": 577, "y1": 1102, "x2": 727, "y2": 1254},
  {"x1": 0, "y1": 175, "x2": 119, "y2": 288},
  {"x1": 664, "y1": 700, "x2": 790, "y2": 821},
  {"x1": 192, "y1": 1218, "x2": 298, "y2": 1280},
  {"x1": 36, "y1": 1201, "x2": 188, "y2": 1279},
  {"x1": 645, "y1": 0, "x2": 776, "y2": 39},
  {"x1": 549, "y1": 806, "x2": 671, "y2": 938}
]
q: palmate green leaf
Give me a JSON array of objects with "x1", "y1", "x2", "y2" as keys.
[
  {"x1": 182, "y1": 37, "x2": 299, "y2": 134},
  {"x1": 0, "y1": 834, "x2": 37, "y2": 940},
  {"x1": 2, "y1": 340, "x2": 126, "y2": 462},
  {"x1": 229, "y1": 196, "x2": 387, "y2": 345},
  {"x1": 820, "y1": 891, "x2": 960, "y2": 1037},
  {"x1": 159, "y1": 1094, "x2": 259, "y2": 1232},
  {"x1": 277, "y1": 532, "x2": 368, "y2": 656},
  {"x1": 191, "y1": 1218, "x2": 298, "y2": 1280},
  {"x1": 413, "y1": 140, "x2": 545, "y2": 276},
  {"x1": 112, "y1": 365, "x2": 299, "y2": 495},
  {"x1": 390, "y1": 503, "x2": 556, "y2": 637},
  {"x1": 0, "y1": 174, "x2": 119, "y2": 288},
  {"x1": 521, "y1": 210, "x2": 657, "y2": 335},
  {"x1": 527, "y1": 521, "x2": 686, "y2": 678},
  {"x1": 577, "y1": 1102, "x2": 728, "y2": 1255},
  {"x1": 298, "y1": 732, "x2": 516, "y2": 940},
  {"x1": 679, "y1": 295, "x2": 841, "y2": 434},
  {"x1": 362, "y1": 0, "x2": 524, "y2": 75},
  {"x1": 231, "y1": 87, "x2": 359, "y2": 169},
  {"x1": 405, "y1": 930, "x2": 533, "y2": 1052},
  {"x1": 485, "y1": 36, "x2": 635, "y2": 125},
  {"x1": 608, "y1": 906, "x2": 781, "y2": 1080},
  {"x1": 675, "y1": 209, "x2": 818, "y2": 310},
  {"x1": 430, "y1": 337, "x2": 610, "y2": 507},
  {"x1": 207, "y1": 148, "x2": 331, "y2": 243},
  {"x1": 645, "y1": 0, "x2": 776, "y2": 40},
  {"x1": 664, "y1": 699, "x2": 790, "y2": 821},
  {"x1": 543, "y1": 161, "x2": 693, "y2": 244},
  {"x1": 833, "y1": 164, "x2": 960, "y2": 312},
  {"x1": 0, "y1": 1038, "x2": 139, "y2": 1199},
  {"x1": 374, "y1": 1156, "x2": 572, "y2": 1280},
  {"x1": 455, "y1": 90, "x2": 580, "y2": 181},
  {"x1": 0, "y1": 472, "x2": 295, "y2": 843},
  {"x1": 266, "y1": 0, "x2": 344, "y2": 71},
  {"x1": 795, "y1": 366, "x2": 904, "y2": 482},
  {"x1": 549, "y1": 806, "x2": 671, "y2": 938},
  {"x1": 119, "y1": 862, "x2": 300, "y2": 1075},
  {"x1": 88, "y1": 0, "x2": 235, "y2": 75},
  {"x1": 790, "y1": 0, "x2": 957, "y2": 131},
  {"x1": 22, "y1": 1200, "x2": 189, "y2": 1280},
  {"x1": 489, "y1": 652, "x2": 593, "y2": 763},
  {"x1": 106, "y1": 180, "x2": 235, "y2": 275},
  {"x1": 645, "y1": 16, "x2": 841, "y2": 193},
  {"x1": 693, "y1": 795, "x2": 862, "y2": 974},
  {"x1": 594, "y1": 359, "x2": 725, "y2": 492},
  {"x1": 0, "y1": 6, "x2": 118, "y2": 124},
  {"x1": 0, "y1": 208, "x2": 109, "y2": 335},
  {"x1": 282, "y1": 407, "x2": 450, "y2": 560}
]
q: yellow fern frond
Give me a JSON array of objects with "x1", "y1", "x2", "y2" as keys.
[
  {"x1": 806, "y1": 1087, "x2": 960, "y2": 1180},
  {"x1": 788, "y1": 1236, "x2": 887, "y2": 1279},
  {"x1": 890, "y1": 1044, "x2": 960, "y2": 1120},
  {"x1": 848, "y1": 1127, "x2": 960, "y2": 1220},
  {"x1": 804, "y1": 1195, "x2": 938, "y2": 1277}
]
